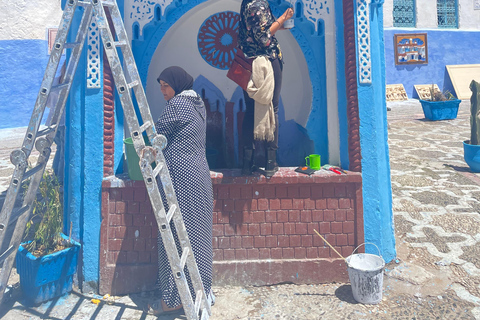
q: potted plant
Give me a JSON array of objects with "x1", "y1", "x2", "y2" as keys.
[
  {"x1": 420, "y1": 84, "x2": 461, "y2": 121},
  {"x1": 464, "y1": 80, "x2": 480, "y2": 172},
  {"x1": 16, "y1": 170, "x2": 81, "y2": 305}
]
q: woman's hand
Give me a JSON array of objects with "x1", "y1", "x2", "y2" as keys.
[
  {"x1": 282, "y1": 8, "x2": 294, "y2": 21},
  {"x1": 270, "y1": 7, "x2": 294, "y2": 34}
]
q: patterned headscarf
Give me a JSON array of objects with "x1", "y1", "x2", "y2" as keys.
[{"x1": 157, "y1": 66, "x2": 194, "y2": 96}]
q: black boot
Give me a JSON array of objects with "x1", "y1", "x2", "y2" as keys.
[
  {"x1": 265, "y1": 148, "x2": 279, "y2": 178},
  {"x1": 242, "y1": 148, "x2": 255, "y2": 175}
]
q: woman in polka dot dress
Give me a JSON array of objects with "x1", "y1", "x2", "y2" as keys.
[{"x1": 149, "y1": 66, "x2": 213, "y2": 315}]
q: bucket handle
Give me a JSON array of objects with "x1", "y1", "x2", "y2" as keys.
[{"x1": 352, "y1": 242, "x2": 382, "y2": 257}]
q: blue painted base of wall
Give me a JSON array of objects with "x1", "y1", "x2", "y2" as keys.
[
  {"x1": 0, "y1": 40, "x2": 57, "y2": 129},
  {"x1": 385, "y1": 29, "x2": 480, "y2": 99}
]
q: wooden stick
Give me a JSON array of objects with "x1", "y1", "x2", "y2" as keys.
[{"x1": 313, "y1": 229, "x2": 348, "y2": 263}]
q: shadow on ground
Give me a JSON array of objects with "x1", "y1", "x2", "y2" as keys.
[
  {"x1": 0, "y1": 286, "x2": 189, "y2": 320},
  {"x1": 444, "y1": 164, "x2": 472, "y2": 172},
  {"x1": 334, "y1": 284, "x2": 358, "y2": 304}
]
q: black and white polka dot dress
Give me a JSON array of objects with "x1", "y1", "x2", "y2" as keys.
[{"x1": 155, "y1": 90, "x2": 213, "y2": 308}]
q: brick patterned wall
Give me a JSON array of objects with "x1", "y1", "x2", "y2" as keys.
[
  {"x1": 99, "y1": 178, "x2": 158, "y2": 295},
  {"x1": 210, "y1": 168, "x2": 363, "y2": 285},
  {"x1": 99, "y1": 169, "x2": 363, "y2": 294}
]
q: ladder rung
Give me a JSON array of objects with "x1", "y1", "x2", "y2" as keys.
[
  {"x1": 152, "y1": 162, "x2": 163, "y2": 178},
  {"x1": 77, "y1": 1, "x2": 92, "y2": 7},
  {"x1": 52, "y1": 82, "x2": 70, "y2": 92},
  {"x1": 127, "y1": 80, "x2": 139, "y2": 89},
  {"x1": 64, "y1": 42, "x2": 81, "y2": 49},
  {"x1": 37, "y1": 126, "x2": 56, "y2": 137},
  {"x1": 101, "y1": 1, "x2": 115, "y2": 7},
  {"x1": 6, "y1": 205, "x2": 31, "y2": 229},
  {"x1": 114, "y1": 41, "x2": 127, "y2": 48},
  {"x1": 179, "y1": 247, "x2": 189, "y2": 269},
  {"x1": 139, "y1": 121, "x2": 152, "y2": 133},
  {"x1": 166, "y1": 204, "x2": 176, "y2": 224},
  {"x1": 194, "y1": 290, "x2": 203, "y2": 315},
  {"x1": 0, "y1": 246, "x2": 15, "y2": 265},
  {"x1": 23, "y1": 164, "x2": 44, "y2": 180}
]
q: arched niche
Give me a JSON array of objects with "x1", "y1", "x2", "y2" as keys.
[{"x1": 128, "y1": 0, "x2": 338, "y2": 166}]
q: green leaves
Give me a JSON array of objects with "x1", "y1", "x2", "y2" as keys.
[{"x1": 23, "y1": 170, "x2": 65, "y2": 257}]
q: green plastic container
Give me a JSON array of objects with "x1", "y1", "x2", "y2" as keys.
[{"x1": 124, "y1": 137, "x2": 143, "y2": 181}]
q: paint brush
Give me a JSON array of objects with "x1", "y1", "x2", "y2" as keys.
[{"x1": 313, "y1": 229, "x2": 348, "y2": 265}]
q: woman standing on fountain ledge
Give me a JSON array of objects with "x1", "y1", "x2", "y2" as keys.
[{"x1": 238, "y1": 0, "x2": 294, "y2": 177}]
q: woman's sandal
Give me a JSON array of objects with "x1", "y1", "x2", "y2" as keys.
[{"x1": 146, "y1": 300, "x2": 183, "y2": 316}]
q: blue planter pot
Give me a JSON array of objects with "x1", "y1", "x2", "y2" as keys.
[
  {"x1": 420, "y1": 99, "x2": 461, "y2": 121},
  {"x1": 16, "y1": 233, "x2": 81, "y2": 305},
  {"x1": 464, "y1": 140, "x2": 480, "y2": 173}
]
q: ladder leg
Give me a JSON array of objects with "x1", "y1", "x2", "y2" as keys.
[{"x1": 0, "y1": 0, "x2": 92, "y2": 305}]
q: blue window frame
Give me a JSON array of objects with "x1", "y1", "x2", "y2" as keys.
[
  {"x1": 437, "y1": 0, "x2": 458, "y2": 28},
  {"x1": 393, "y1": 0, "x2": 416, "y2": 28}
]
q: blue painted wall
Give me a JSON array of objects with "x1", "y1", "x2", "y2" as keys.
[
  {"x1": 357, "y1": 4, "x2": 396, "y2": 262},
  {"x1": 385, "y1": 28, "x2": 480, "y2": 98},
  {"x1": 62, "y1": 1, "x2": 105, "y2": 289},
  {"x1": 0, "y1": 40, "x2": 50, "y2": 129},
  {"x1": 270, "y1": 3, "x2": 329, "y2": 163}
]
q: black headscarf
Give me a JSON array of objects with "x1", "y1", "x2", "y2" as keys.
[{"x1": 157, "y1": 66, "x2": 194, "y2": 96}]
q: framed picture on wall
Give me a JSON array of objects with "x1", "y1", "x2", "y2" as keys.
[{"x1": 394, "y1": 33, "x2": 428, "y2": 65}]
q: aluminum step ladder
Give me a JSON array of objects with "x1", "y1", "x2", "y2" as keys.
[{"x1": 0, "y1": 1, "x2": 211, "y2": 319}]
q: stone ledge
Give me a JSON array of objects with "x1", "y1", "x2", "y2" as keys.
[
  {"x1": 213, "y1": 258, "x2": 349, "y2": 286},
  {"x1": 210, "y1": 167, "x2": 362, "y2": 185},
  {"x1": 102, "y1": 167, "x2": 362, "y2": 188}
]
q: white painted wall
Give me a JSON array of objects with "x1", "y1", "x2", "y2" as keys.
[
  {"x1": 415, "y1": 1, "x2": 437, "y2": 29},
  {"x1": 384, "y1": 0, "x2": 480, "y2": 29},
  {"x1": 459, "y1": 0, "x2": 480, "y2": 29},
  {"x1": 383, "y1": 0, "x2": 394, "y2": 27},
  {"x1": 0, "y1": 0, "x2": 63, "y2": 40}
]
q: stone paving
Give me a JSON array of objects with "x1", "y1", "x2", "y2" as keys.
[{"x1": 1, "y1": 99, "x2": 480, "y2": 319}]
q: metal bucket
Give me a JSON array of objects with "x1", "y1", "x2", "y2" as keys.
[{"x1": 346, "y1": 243, "x2": 385, "y2": 304}]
